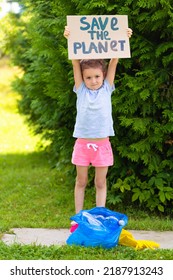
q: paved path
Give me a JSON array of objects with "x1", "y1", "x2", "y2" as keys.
[{"x1": 2, "y1": 228, "x2": 173, "y2": 249}]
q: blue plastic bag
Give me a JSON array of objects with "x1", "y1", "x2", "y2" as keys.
[{"x1": 66, "y1": 207, "x2": 128, "y2": 248}]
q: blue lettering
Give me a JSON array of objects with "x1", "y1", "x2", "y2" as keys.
[
  {"x1": 104, "y1": 31, "x2": 111, "y2": 40},
  {"x1": 118, "y1": 40, "x2": 126, "y2": 51},
  {"x1": 73, "y1": 40, "x2": 126, "y2": 55},
  {"x1": 87, "y1": 30, "x2": 97, "y2": 40},
  {"x1": 80, "y1": 16, "x2": 119, "y2": 32},
  {"x1": 98, "y1": 17, "x2": 108, "y2": 31},
  {"x1": 110, "y1": 40, "x2": 118, "y2": 51},
  {"x1": 90, "y1": 16, "x2": 109, "y2": 31},
  {"x1": 98, "y1": 41, "x2": 108, "y2": 53},
  {"x1": 88, "y1": 42, "x2": 98, "y2": 53},
  {"x1": 82, "y1": 42, "x2": 90, "y2": 54},
  {"x1": 74, "y1": 42, "x2": 98, "y2": 54},
  {"x1": 73, "y1": 42, "x2": 82, "y2": 54},
  {"x1": 87, "y1": 30, "x2": 111, "y2": 40},
  {"x1": 91, "y1": 17, "x2": 100, "y2": 30},
  {"x1": 95, "y1": 31, "x2": 104, "y2": 40},
  {"x1": 111, "y1": 17, "x2": 119, "y2": 31},
  {"x1": 80, "y1": 16, "x2": 90, "y2": 30}
]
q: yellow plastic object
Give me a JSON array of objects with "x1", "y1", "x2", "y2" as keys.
[{"x1": 119, "y1": 229, "x2": 160, "y2": 250}]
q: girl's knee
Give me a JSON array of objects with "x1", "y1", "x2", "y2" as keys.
[
  {"x1": 95, "y1": 178, "x2": 106, "y2": 189},
  {"x1": 76, "y1": 176, "x2": 88, "y2": 188}
]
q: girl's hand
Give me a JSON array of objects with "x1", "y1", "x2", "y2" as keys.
[
  {"x1": 64, "y1": 26, "x2": 70, "y2": 39},
  {"x1": 127, "y1": 28, "x2": 133, "y2": 38}
]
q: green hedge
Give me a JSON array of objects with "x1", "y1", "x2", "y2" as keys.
[{"x1": 1, "y1": 0, "x2": 173, "y2": 214}]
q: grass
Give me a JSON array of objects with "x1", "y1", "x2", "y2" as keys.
[
  {"x1": 0, "y1": 57, "x2": 172, "y2": 260},
  {"x1": 0, "y1": 242, "x2": 172, "y2": 260},
  {"x1": 0, "y1": 57, "x2": 75, "y2": 233}
]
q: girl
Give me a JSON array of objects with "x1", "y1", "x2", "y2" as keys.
[{"x1": 64, "y1": 26, "x2": 132, "y2": 231}]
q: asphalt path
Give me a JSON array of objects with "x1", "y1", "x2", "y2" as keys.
[{"x1": 2, "y1": 228, "x2": 173, "y2": 249}]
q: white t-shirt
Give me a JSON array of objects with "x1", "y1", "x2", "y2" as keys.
[{"x1": 73, "y1": 79, "x2": 115, "y2": 138}]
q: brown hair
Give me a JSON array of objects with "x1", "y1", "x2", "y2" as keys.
[{"x1": 80, "y1": 59, "x2": 107, "y2": 77}]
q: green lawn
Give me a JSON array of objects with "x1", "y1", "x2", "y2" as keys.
[
  {"x1": 0, "y1": 57, "x2": 172, "y2": 260},
  {"x1": 0, "y1": 58, "x2": 75, "y2": 232}
]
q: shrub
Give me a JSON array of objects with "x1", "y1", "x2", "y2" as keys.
[{"x1": 1, "y1": 0, "x2": 173, "y2": 214}]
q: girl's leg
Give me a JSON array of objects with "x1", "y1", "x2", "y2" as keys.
[
  {"x1": 74, "y1": 165, "x2": 89, "y2": 213},
  {"x1": 94, "y1": 166, "x2": 108, "y2": 207}
]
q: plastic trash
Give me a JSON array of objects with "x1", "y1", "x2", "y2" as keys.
[
  {"x1": 66, "y1": 207, "x2": 128, "y2": 248},
  {"x1": 119, "y1": 229, "x2": 160, "y2": 250}
]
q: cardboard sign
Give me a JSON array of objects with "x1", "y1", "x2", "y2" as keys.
[{"x1": 67, "y1": 15, "x2": 131, "y2": 59}]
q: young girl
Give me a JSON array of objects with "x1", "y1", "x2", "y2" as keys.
[{"x1": 64, "y1": 26, "x2": 132, "y2": 230}]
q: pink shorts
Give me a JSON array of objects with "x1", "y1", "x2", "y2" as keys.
[{"x1": 72, "y1": 138, "x2": 114, "y2": 167}]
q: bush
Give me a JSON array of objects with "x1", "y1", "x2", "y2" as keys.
[{"x1": 1, "y1": 0, "x2": 173, "y2": 214}]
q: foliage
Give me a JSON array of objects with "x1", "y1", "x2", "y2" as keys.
[{"x1": 1, "y1": 0, "x2": 173, "y2": 214}]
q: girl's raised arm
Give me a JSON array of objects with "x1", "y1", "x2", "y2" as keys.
[
  {"x1": 106, "y1": 58, "x2": 119, "y2": 86},
  {"x1": 64, "y1": 26, "x2": 83, "y2": 89},
  {"x1": 106, "y1": 28, "x2": 133, "y2": 86},
  {"x1": 72, "y1": 59, "x2": 83, "y2": 89}
]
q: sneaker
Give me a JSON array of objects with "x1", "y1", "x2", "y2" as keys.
[{"x1": 70, "y1": 221, "x2": 78, "y2": 233}]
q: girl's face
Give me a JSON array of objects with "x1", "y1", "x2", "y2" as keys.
[{"x1": 82, "y1": 68, "x2": 104, "y2": 90}]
